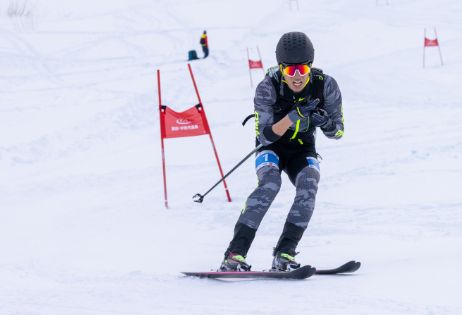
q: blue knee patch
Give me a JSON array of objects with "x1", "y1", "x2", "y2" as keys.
[
  {"x1": 255, "y1": 150, "x2": 279, "y2": 171},
  {"x1": 306, "y1": 157, "x2": 320, "y2": 173}
]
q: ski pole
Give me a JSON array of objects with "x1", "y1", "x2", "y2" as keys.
[{"x1": 193, "y1": 144, "x2": 263, "y2": 203}]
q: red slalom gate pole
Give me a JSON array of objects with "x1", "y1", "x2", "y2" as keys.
[
  {"x1": 423, "y1": 29, "x2": 426, "y2": 68},
  {"x1": 247, "y1": 48, "x2": 254, "y2": 90},
  {"x1": 187, "y1": 63, "x2": 232, "y2": 202},
  {"x1": 423, "y1": 27, "x2": 444, "y2": 68},
  {"x1": 256, "y1": 46, "x2": 265, "y2": 75},
  {"x1": 157, "y1": 69, "x2": 169, "y2": 209},
  {"x1": 434, "y1": 27, "x2": 444, "y2": 66}
]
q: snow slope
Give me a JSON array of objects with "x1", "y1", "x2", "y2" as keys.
[{"x1": 1, "y1": 0, "x2": 462, "y2": 314}]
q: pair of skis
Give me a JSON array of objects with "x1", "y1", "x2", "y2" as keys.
[{"x1": 183, "y1": 260, "x2": 360, "y2": 280}]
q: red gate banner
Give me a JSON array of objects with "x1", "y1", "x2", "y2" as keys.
[
  {"x1": 424, "y1": 37, "x2": 439, "y2": 47},
  {"x1": 247, "y1": 46, "x2": 265, "y2": 90},
  {"x1": 160, "y1": 105, "x2": 210, "y2": 139},
  {"x1": 248, "y1": 59, "x2": 263, "y2": 69}
]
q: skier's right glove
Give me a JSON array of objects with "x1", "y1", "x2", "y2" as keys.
[{"x1": 287, "y1": 98, "x2": 320, "y2": 124}]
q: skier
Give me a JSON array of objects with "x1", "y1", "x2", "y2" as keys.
[
  {"x1": 220, "y1": 32, "x2": 344, "y2": 272},
  {"x1": 200, "y1": 30, "x2": 209, "y2": 58}
]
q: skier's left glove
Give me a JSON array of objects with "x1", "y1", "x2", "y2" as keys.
[
  {"x1": 310, "y1": 108, "x2": 331, "y2": 127},
  {"x1": 288, "y1": 98, "x2": 320, "y2": 124}
]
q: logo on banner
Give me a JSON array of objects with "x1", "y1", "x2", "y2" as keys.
[
  {"x1": 176, "y1": 119, "x2": 192, "y2": 125},
  {"x1": 172, "y1": 118, "x2": 199, "y2": 132}
]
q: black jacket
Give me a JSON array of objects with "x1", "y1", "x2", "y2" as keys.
[{"x1": 254, "y1": 66, "x2": 344, "y2": 149}]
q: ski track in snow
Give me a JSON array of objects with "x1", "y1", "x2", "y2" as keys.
[{"x1": 1, "y1": 0, "x2": 462, "y2": 314}]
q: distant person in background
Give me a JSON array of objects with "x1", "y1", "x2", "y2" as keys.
[
  {"x1": 200, "y1": 30, "x2": 209, "y2": 58},
  {"x1": 220, "y1": 32, "x2": 344, "y2": 272}
]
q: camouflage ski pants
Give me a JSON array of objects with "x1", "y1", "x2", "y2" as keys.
[{"x1": 237, "y1": 150, "x2": 320, "y2": 230}]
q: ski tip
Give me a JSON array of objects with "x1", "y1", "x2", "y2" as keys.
[
  {"x1": 314, "y1": 260, "x2": 361, "y2": 275},
  {"x1": 341, "y1": 260, "x2": 361, "y2": 273},
  {"x1": 350, "y1": 260, "x2": 361, "y2": 272}
]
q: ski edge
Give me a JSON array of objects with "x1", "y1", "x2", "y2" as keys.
[{"x1": 182, "y1": 265, "x2": 316, "y2": 280}]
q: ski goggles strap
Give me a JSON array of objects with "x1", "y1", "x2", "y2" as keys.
[{"x1": 280, "y1": 63, "x2": 311, "y2": 77}]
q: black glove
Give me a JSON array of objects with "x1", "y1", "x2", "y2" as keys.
[
  {"x1": 288, "y1": 98, "x2": 320, "y2": 123},
  {"x1": 310, "y1": 108, "x2": 331, "y2": 127}
]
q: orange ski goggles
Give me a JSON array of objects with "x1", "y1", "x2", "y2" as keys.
[{"x1": 281, "y1": 64, "x2": 311, "y2": 77}]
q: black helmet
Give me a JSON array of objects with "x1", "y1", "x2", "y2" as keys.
[{"x1": 276, "y1": 32, "x2": 314, "y2": 65}]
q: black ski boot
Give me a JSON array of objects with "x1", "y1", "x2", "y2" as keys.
[
  {"x1": 220, "y1": 253, "x2": 251, "y2": 271},
  {"x1": 272, "y1": 222, "x2": 305, "y2": 271},
  {"x1": 272, "y1": 251, "x2": 301, "y2": 271},
  {"x1": 220, "y1": 223, "x2": 256, "y2": 271}
]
